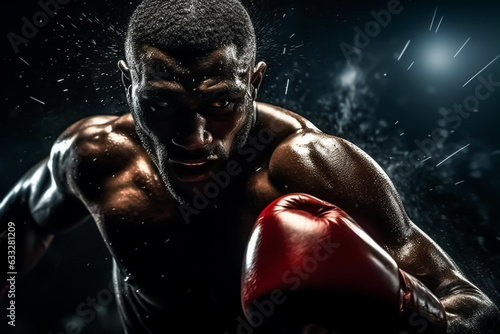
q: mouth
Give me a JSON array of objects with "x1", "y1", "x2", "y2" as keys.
[{"x1": 168, "y1": 157, "x2": 219, "y2": 182}]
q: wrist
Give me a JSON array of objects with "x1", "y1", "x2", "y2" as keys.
[{"x1": 399, "y1": 269, "x2": 447, "y2": 334}]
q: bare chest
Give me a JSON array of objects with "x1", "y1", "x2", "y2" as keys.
[{"x1": 81, "y1": 163, "x2": 283, "y2": 310}]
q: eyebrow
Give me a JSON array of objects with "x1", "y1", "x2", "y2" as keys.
[
  {"x1": 141, "y1": 81, "x2": 246, "y2": 100},
  {"x1": 200, "y1": 80, "x2": 246, "y2": 96}
]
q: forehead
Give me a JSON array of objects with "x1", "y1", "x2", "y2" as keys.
[{"x1": 137, "y1": 44, "x2": 250, "y2": 81}]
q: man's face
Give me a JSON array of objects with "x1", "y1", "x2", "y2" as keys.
[{"x1": 126, "y1": 45, "x2": 262, "y2": 203}]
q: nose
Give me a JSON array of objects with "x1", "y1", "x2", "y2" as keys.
[{"x1": 171, "y1": 115, "x2": 213, "y2": 151}]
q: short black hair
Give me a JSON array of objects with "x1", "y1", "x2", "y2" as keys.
[{"x1": 125, "y1": 0, "x2": 256, "y2": 68}]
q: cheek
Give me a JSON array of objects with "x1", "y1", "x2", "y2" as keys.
[
  {"x1": 208, "y1": 106, "x2": 250, "y2": 144},
  {"x1": 132, "y1": 102, "x2": 174, "y2": 139}
]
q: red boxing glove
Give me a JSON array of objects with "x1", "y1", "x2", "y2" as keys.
[{"x1": 241, "y1": 193, "x2": 447, "y2": 333}]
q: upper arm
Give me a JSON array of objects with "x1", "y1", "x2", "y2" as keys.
[
  {"x1": 268, "y1": 131, "x2": 473, "y2": 296},
  {"x1": 18, "y1": 115, "x2": 118, "y2": 233},
  {"x1": 269, "y1": 132, "x2": 410, "y2": 244}
]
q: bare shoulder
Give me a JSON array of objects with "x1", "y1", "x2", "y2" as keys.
[
  {"x1": 267, "y1": 124, "x2": 412, "y2": 247},
  {"x1": 256, "y1": 102, "x2": 321, "y2": 138},
  {"x1": 51, "y1": 113, "x2": 146, "y2": 190},
  {"x1": 270, "y1": 131, "x2": 388, "y2": 188},
  {"x1": 56, "y1": 113, "x2": 138, "y2": 159}
]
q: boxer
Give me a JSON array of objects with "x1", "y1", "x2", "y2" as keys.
[{"x1": 1, "y1": 0, "x2": 499, "y2": 333}]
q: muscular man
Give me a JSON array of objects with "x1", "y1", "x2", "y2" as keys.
[{"x1": 1, "y1": 0, "x2": 499, "y2": 333}]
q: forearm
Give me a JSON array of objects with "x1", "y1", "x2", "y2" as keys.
[
  {"x1": 0, "y1": 162, "x2": 55, "y2": 280},
  {"x1": 0, "y1": 213, "x2": 53, "y2": 280},
  {"x1": 441, "y1": 288, "x2": 500, "y2": 334}
]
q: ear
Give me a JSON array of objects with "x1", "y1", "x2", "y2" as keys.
[
  {"x1": 118, "y1": 60, "x2": 132, "y2": 95},
  {"x1": 250, "y1": 61, "x2": 267, "y2": 100}
]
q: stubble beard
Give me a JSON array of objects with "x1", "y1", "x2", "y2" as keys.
[{"x1": 134, "y1": 103, "x2": 255, "y2": 206}]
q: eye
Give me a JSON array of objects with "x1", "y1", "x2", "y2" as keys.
[
  {"x1": 155, "y1": 101, "x2": 169, "y2": 108},
  {"x1": 209, "y1": 100, "x2": 230, "y2": 108},
  {"x1": 152, "y1": 62, "x2": 172, "y2": 80},
  {"x1": 149, "y1": 100, "x2": 169, "y2": 111},
  {"x1": 149, "y1": 100, "x2": 170, "y2": 112}
]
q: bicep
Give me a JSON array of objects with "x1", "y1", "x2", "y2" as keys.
[
  {"x1": 25, "y1": 152, "x2": 90, "y2": 233},
  {"x1": 320, "y1": 137, "x2": 471, "y2": 293},
  {"x1": 330, "y1": 138, "x2": 483, "y2": 302}
]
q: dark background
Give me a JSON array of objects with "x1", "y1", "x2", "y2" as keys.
[{"x1": 1, "y1": 0, "x2": 499, "y2": 333}]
